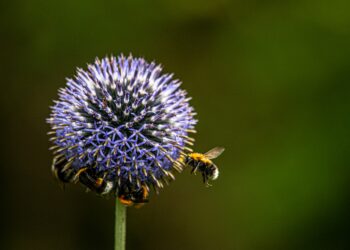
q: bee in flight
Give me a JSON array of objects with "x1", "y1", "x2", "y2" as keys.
[
  {"x1": 52, "y1": 158, "x2": 149, "y2": 207},
  {"x1": 184, "y1": 147, "x2": 225, "y2": 186}
]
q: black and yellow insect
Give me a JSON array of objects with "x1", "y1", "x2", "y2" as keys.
[
  {"x1": 184, "y1": 147, "x2": 225, "y2": 186},
  {"x1": 78, "y1": 169, "x2": 114, "y2": 196},
  {"x1": 52, "y1": 159, "x2": 148, "y2": 207},
  {"x1": 117, "y1": 185, "x2": 149, "y2": 208},
  {"x1": 79, "y1": 169, "x2": 149, "y2": 207},
  {"x1": 51, "y1": 157, "x2": 77, "y2": 184}
]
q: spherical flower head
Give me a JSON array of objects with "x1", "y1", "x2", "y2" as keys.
[{"x1": 47, "y1": 54, "x2": 196, "y2": 195}]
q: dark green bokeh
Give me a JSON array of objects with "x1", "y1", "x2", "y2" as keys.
[{"x1": 1, "y1": 0, "x2": 350, "y2": 249}]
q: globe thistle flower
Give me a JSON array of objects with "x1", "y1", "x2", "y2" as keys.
[{"x1": 47, "y1": 54, "x2": 197, "y2": 198}]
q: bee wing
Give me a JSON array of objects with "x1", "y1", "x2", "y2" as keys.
[{"x1": 204, "y1": 147, "x2": 225, "y2": 160}]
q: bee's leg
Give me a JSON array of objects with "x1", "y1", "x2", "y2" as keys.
[
  {"x1": 202, "y1": 173, "x2": 212, "y2": 187},
  {"x1": 191, "y1": 166, "x2": 198, "y2": 175},
  {"x1": 191, "y1": 162, "x2": 201, "y2": 175},
  {"x1": 186, "y1": 157, "x2": 193, "y2": 165},
  {"x1": 205, "y1": 182, "x2": 212, "y2": 187},
  {"x1": 202, "y1": 172, "x2": 206, "y2": 183}
]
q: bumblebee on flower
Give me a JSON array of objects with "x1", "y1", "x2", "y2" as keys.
[{"x1": 47, "y1": 54, "x2": 197, "y2": 206}]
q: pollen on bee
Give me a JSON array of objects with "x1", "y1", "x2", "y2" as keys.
[
  {"x1": 188, "y1": 153, "x2": 211, "y2": 164},
  {"x1": 118, "y1": 196, "x2": 133, "y2": 206},
  {"x1": 95, "y1": 178, "x2": 103, "y2": 186}
]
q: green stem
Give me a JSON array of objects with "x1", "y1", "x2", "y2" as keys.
[{"x1": 114, "y1": 201, "x2": 126, "y2": 250}]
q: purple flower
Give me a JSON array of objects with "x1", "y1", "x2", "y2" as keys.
[{"x1": 47, "y1": 55, "x2": 196, "y2": 195}]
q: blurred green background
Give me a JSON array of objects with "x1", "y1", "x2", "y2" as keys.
[{"x1": 1, "y1": 0, "x2": 350, "y2": 249}]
